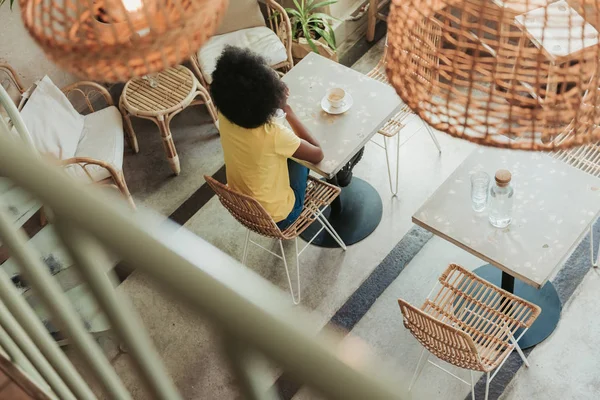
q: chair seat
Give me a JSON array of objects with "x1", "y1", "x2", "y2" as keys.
[
  {"x1": 419, "y1": 264, "x2": 541, "y2": 372},
  {"x1": 198, "y1": 26, "x2": 288, "y2": 84},
  {"x1": 66, "y1": 106, "x2": 125, "y2": 182},
  {"x1": 378, "y1": 104, "x2": 412, "y2": 137},
  {"x1": 280, "y1": 176, "x2": 340, "y2": 238}
]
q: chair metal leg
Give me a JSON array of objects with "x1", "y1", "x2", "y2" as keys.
[
  {"x1": 383, "y1": 135, "x2": 401, "y2": 197},
  {"x1": 470, "y1": 370, "x2": 476, "y2": 400},
  {"x1": 484, "y1": 371, "x2": 490, "y2": 400},
  {"x1": 409, "y1": 348, "x2": 429, "y2": 392},
  {"x1": 425, "y1": 124, "x2": 442, "y2": 154},
  {"x1": 316, "y1": 213, "x2": 347, "y2": 250},
  {"x1": 515, "y1": 343, "x2": 530, "y2": 368},
  {"x1": 383, "y1": 137, "x2": 397, "y2": 197},
  {"x1": 510, "y1": 335, "x2": 530, "y2": 367},
  {"x1": 279, "y1": 239, "x2": 300, "y2": 305},
  {"x1": 241, "y1": 230, "x2": 250, "y2": 265}
]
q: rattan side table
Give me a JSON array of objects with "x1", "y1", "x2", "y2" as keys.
[{"x1": 119, "y1": 65, "x2": 218, "y2": 175}]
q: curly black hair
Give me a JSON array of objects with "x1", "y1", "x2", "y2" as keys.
[{"x1": 210, "y1": 46, "x2": 287, "y2": 129}]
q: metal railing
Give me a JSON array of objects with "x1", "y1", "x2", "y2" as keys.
[{"x1": 0, "y1": 85, "x2": 405, "y2": 399}]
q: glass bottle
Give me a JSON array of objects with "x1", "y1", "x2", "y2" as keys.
[{"x1": 488, "y1": 169, "x2": 514, "y2": 228}]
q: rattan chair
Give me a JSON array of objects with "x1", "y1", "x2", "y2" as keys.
[
  {"x1": 205, "y1": 175, "x2": 346, "y2": 304},
  {"x1": 398, "y1": 264, "x2": 541, "y2": 400},
  {"x1": 0, "y1": 64, "x2": 135, "y2": 209},
  {"x1": 366, "y1": 33, "x2": 442, "y2": 196},
  {"x1": 190, "y1": 0, "x2": 293, "y2": 87}
]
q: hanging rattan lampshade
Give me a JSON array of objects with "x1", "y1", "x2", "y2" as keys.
[
  {"x1": 19, "y1": 0, "x2": 229, "y2": 82},
  {"x1": 386, "y1": 0, "x2": 600, "y2": 150}
]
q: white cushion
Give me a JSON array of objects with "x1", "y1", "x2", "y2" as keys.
[
  {"x1": 65, "y1": 106, "x2": 124, "y2": 182},
  {"x1": 198, "y1": 27, "x2": 288, "y2": 84},
  {"x1": 20, "y1": 76, "x2": 84, "y2": 159}
]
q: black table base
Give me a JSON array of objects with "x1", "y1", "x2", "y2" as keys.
[
  {"x1": 300, "y1": 177, "x2": 383, "y2": 247},
  {"x1": 474, "y1": 264, "x2": 562, "y2": 350}
]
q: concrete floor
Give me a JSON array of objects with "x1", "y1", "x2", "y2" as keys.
[
  {"x1": 88, "y1": 39, "x2": 600, "y2": 400},
  {"x1": 122, "y1": 105, "x2": 221, "y2": 216},
  {"x1": 500, "y1": 269, "x2": 600, "y2": 400}
]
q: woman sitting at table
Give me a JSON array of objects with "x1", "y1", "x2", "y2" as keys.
[{"x1": 210, "y1": 46, "x2": 324, "y2": 229}]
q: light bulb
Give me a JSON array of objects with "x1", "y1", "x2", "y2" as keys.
[{"x1": 122, "y1": 0, "x2": 143, "y2": 12}]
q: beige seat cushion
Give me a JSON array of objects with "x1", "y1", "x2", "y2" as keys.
[
  {"x1": 198, "y1": 27, "x2": 288, "y2": 84},
  {"x1": 216, "y1": 0, "x2": 266, "y2": 35},
  {"x1": 19, "y1": 76, "x2": 84, "y2": 160},
  {"x1": 65, "y1": 106, "x2": 124, "y2": 182}
]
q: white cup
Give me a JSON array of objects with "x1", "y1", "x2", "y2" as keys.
[
  {"x1": 272, "y1": 108, "x2": 287, "y2": 125},
  {"x1": 326, "y1": 88, "x2": 346, "y2": 108}
]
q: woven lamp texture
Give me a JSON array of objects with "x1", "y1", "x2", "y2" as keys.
[
  {"x1": 20, "y1": 0, "x2": 229, "y2": 82},
  {"x1": 386, "y1": 0, "x2": 600, "y2": 150}
]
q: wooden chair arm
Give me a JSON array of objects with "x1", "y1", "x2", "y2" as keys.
[
  {"x1": 61, "y1": 157, "x2": 121, "y2": 183},
  {"x1": 61, "y1": 81, "x2": 114, "y2": 114},
  {"x1": 262, "y1": 0, "x2": 294, "y2": 68},
  {"x1": 0, "y1": 63, "x2": 26, "y2": 96}
]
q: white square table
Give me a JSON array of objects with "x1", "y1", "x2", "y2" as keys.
[
  {"x1": 282, "y1": 53, "x2": 401, "y2": 247},
  {"x1": 413, "y1": 147, "x2": 600, "y2": 348}
]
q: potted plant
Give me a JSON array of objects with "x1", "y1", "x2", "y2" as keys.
[{"x1": 285, "y1": 0, "x2": 338, "y2": 62}]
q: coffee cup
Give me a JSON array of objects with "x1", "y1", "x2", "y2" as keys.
[
  {"x1": 326, "y1": 88, "x2": 346, "y2": 108},
  {"x1": 272, "y1": 108, "x2": 287, "y2": 125}
]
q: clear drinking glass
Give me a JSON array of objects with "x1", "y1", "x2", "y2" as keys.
[{"x1": 470, "y1": 171, "x2": 490, "y2": 212}]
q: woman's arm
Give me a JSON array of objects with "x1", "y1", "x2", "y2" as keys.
[{"x1": 283, "y1": 104, "x2": 324, "y2": 164}]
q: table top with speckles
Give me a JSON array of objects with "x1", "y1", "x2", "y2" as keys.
[
  {"x1": 282, "y1": 52, "x2": 401, "y2": 179},
  {"x1": 413, "y1": 147, "x2": 600, "y2": 288}
]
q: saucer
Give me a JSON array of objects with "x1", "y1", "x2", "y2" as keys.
[{"x1": 321, "y1": 93, "x2": 353, "y2": 115}]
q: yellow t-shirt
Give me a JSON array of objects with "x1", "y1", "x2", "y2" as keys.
[{"x1": 218, "y1": 113, "x2": 301, "y2": 222}]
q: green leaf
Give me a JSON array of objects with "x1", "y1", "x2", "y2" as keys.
[
  {"x1": 269, "y1": 10, "x2": 280, "y2": 21},
  {"x1": 313, "y1": 27, "x2": 336, "y2": 50},
  {"x1": 305, "y1": 37, "x2": 320, "y2": 53},
  {"x1": 286, "y1": 8, "x2": 302, "y2": 20},
  {"x1": 302, "y1": 25, "x2": 319, "y2": 53},
  {"x1": 292, "y1": 0, "x2": 303, "y2": 14},
  {"x1": 324, "y1": 21, "x2": 337, "y2": 48}
]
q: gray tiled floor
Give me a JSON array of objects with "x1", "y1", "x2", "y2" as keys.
[{"x1": 500, "y1": 269, "x2": 600, "y2": 400}]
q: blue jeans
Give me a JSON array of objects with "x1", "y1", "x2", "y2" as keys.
[{"x1": 277, "y1": 160, "x2": 309, "y2": 230}]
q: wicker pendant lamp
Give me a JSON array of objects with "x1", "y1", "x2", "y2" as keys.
[
  {"x1": 19, "y1": 0, "x2": 229, "y2": 82},
  {"x1": 386, "y1": 0, "x2": 600, "y2": 150}
]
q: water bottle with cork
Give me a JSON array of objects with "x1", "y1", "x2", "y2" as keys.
[{"x1": 488, "y1": 169, "x2": 514, "y2": 228}]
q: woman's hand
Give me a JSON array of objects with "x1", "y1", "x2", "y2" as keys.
[
  {"x1": 282, "y1": 103, "x2": 293, "y2": 114},
  {"x1": 281, "y1": 84, "x2": 291, "y2": 113}
]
